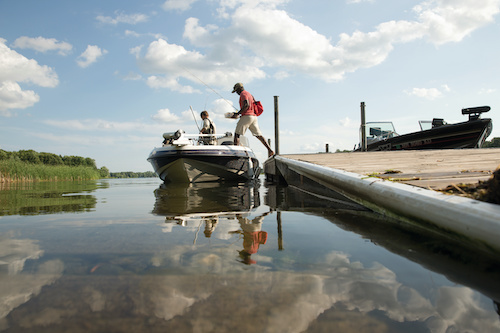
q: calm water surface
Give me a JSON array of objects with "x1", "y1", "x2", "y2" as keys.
[{"x1": 0, "y1": 178, "x2": 499, "y2": 332}]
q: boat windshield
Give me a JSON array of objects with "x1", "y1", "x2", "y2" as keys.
[
  {"x1": 364, "y1": 122, "x2": 398, "y2": 144},
  {"x1": 162, "y1": 131, "x2": 249, "y2": 147},
  {"x1": 419, "y1": 120, "x2": 432, "y2": 131}
]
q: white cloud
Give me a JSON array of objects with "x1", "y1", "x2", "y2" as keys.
[
  {"x1": 146, "y1": 76, "x2": 199, "y2": 93},
  {"x1": 0, "y1": 81, "x2": 40, "y2": 115},
  {"x1": 339, "y1": 117, "x2": 355, "y2": 128},
  {"x1": 441, "y1": 84, "x2": 451, "y2": 92},
  {"x1": 125, "y1": 30, "x2": 142, "y2": 38},
  {"x1": 136, "y1": 0, "x2": 500, "y2": 90},
  {"x1": 183, "y1": 17, "x2": 219, "y2": 45},
  {"x1": 273, "y1": 71, "x2": 290, "y2": 80},
  {"x1": 347, "y1": 0, "x2": 374, "y2": 3},
  {"x1": 478, "y1": 88, "x2": 496, "y2": 94},
  {"x1": 0, "y1": 38, "x2": 58, "y2": 114},
  {"x1": 123, "y1": 72, "x2": 143, "y2": 81},
  {"x1": 406, "y1": 87, "x2": 443, "y2": 100},
  {"x1": 151, "y1": 108, "x2": 181, "y2": 123},
  {"x1": 96, "y1": 11, "x2": 149, "y2": 25},
  {"x1": 162, "y1": 0, "x2": 199, "y2": 12},
  {"x1": 414, "y1": 0, "x2": 500, "y2": 45},
  {"x1": 139, "y1": 39, "x2": 203, "y2": 73},
  {"x1": 125, "y1": 30, "x2": 166, "y2": 40},
  {"x1": 76, "y1": 45, "x2": 108, "y2": 68},
  {"x1": 0, "y1": 39, "x2": 59, "y2": 87},
  {"x1": 138, "y1": 38, "x2": 265, "y2": 90},
  {"x1": 129, "y1": 45, "x2": 143, "y2": 57},
  {"x1": 12, "y1": 36, "x2": 72, "y2": 56}
]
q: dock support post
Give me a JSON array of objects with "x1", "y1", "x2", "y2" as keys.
[
  {"x1": 277, "y1": 211, "x2": 283, "y2": 250},
  {"x1": 361, "y1": 102, "x2": 367, "y2": 151},
  {"x1": 274, "y1": 96, "x2": 280, "y2": 155}
]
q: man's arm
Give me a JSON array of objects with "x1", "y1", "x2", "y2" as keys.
[{"x1": 239, "y1": 99, "x2": 249, "y2": 114}]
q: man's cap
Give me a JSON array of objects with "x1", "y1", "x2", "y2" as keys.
[{"x1": 232, "y1": 83, "x2": 244, "y2": 93}]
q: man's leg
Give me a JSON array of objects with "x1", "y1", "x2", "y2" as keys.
[
  {"x1": 234, "y1": 133, "x2": 240, "y2": 145},
  {"x1": 256, "y1": 136, "x2": 275, "y2": 157}
]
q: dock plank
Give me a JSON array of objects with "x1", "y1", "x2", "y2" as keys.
[{"x1": 281, "y1": 148, "x2": 500, "y2": 189}]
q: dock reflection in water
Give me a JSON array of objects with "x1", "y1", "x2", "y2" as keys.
[{"x1": 0, "y1": 178, "x2": 499, "y2": 332}]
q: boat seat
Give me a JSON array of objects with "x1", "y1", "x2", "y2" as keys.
[
  {"x1": 221, "y1": 141, "x2": 233, "y2": 145},
  {"x1": 432, "y1": 118, "x2": 446, "y2": 128}
]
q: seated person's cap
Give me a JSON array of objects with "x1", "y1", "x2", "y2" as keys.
[{"x1": 232, "y1": 83, "x2": 244, "y2": 93}]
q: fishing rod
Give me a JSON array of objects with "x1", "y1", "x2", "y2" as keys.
[
  {"x1": 190, "y1": 105, "x2": 201, "y2": 132},
  {"x1": 181, "y1": 66, "x2": 239, "y2": 112}
]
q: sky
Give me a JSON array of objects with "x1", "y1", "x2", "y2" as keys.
[{"x1": 1, "y1": 0, "x2": 499, "y2": 172}]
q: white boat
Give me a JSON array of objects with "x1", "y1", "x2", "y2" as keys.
[{"x1": 147, "y1": 130, "x2": 261, "y2": 183}]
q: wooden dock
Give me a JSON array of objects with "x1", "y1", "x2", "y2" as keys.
[{"x1": 278, "y1": 148, "x2": 500, "y2": 189}]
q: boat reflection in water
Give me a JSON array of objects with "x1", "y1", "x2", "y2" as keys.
[{"x1": 153, "y1": 180, "x2": 269, "y2": 264}]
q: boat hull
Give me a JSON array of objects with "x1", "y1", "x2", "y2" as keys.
[
  {"x1": 365, "y1": 118, "x2": 492, "y2": 151},
  {"x1": 147, "y1": 145, "x2": 261, "y2": 183}
]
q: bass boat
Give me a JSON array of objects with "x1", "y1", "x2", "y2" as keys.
[
  {"x1": 358, "y1": 106, "x2": 492, "y2": 151},
  {"x1": 147, "y1": 130, "x2": 261, "y2": 183}
]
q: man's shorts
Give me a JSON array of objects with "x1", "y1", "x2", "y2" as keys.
[{"x1": 235, "y1": 115, "x2": 263, "y2": 137}]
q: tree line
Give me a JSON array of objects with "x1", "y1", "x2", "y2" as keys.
[
  {"x1": 0, "y1": 149, "x2": 156, "y2": 179},
  {"x1": 482, "y1": 137, "x2": 500, "y2": 148},
  {"x1": 109, "y1": 171, "x2": 156, "y2": 178},
  {"x1": 0, "y1": 149, "x2": 110, "y2": 178}
]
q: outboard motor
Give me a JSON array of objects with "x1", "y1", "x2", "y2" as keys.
[{"x1": 462, "y1": 106, "x2": 490, "y2": 121}]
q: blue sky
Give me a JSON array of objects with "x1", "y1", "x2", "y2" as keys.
[{"x1": 1, "y1": 0, "x2": 499, "y2": 172}]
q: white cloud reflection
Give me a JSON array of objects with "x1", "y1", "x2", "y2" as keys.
[
  {"x1": 0, "y1": 235, "x2": 63, "y2": 321},
  {"x1": 1, "y1": 230, "x2": 498, "y2": 331}
]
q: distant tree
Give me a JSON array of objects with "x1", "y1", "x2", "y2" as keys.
[
  {"x1": 62, "y1": 155, "x2": 85, "y2": 167},
  {"x1": 99, "y1": 166, "x2": 110, "y2": 178},
  {"x1": 39, "y1": 152, "x2": 64, "y2": 165},
  {"x1": 18, "y1": 150, "x2": 41, "y2": 164},
  {"x1": 483, "y1": 137, "x2": 500, "y2": 148},
  {"x1": 0, "y1": 150, "x2": 9, "y2": 160},
  {"x1": 84, "y1": 157, "x2": 97, "y2": 169},
  {"x1": 109, "y1": 171, "x2": 156, "y2": 178}
]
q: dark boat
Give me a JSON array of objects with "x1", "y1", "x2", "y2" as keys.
[
  {"x1": 147, "y1": 130, "x2": 261, "y2": 183},
  {"x1": 358, "y1": 106, "x2": 492, "y2": 151},
  {"x1": 152, "y1": 181, "x2": 260, "y2": 223}
]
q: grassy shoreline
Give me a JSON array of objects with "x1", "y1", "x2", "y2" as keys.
[{"x1": 0, "y1": 159, "x2": 102, "y2": 182}]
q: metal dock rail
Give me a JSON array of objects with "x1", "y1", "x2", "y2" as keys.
[{"x1": 264, "y1": 148, "x2": 500, "y2": 254}]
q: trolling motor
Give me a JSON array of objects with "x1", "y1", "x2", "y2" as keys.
[
  {"x1": 462, "y1": 106, "x2": 491, "y2": 121},
  {"x1": 162, "y1": 130, "x2": 186, "y2": 145}
]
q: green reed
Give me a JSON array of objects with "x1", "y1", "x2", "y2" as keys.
[{"x1": 0, "y1": 159, "x2": 101, "y2": 182}]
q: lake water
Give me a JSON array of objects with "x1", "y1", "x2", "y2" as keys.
[{"x1": 0, "y1": 177, "x2": 499, "y2": 332}]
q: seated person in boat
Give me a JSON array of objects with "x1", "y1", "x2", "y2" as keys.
[{"x1": 200, "y1": 111, "x2": 216, "y2": 145}]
